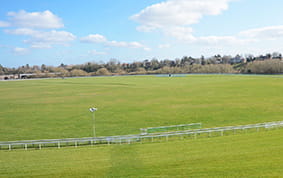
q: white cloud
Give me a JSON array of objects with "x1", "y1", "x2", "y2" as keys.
[
  {"x1": 131, "y1": 0, "x2": 283, "y2": 46},
  {"x1": 182, "y1": 25, "x2": 283, "y2": 46},
  {"x1": 131, "y1": 0, "x2": 249, "y2": 46},
  {"x1": 193, "y1": 25, "x2": 283, "y2": 45},
  {"x1": 80, "y1": 34, "x2": 150, "y2": 51},
  {"x1": 12, "y1": 47, "x2": 29, "y2": 55},
  {"x1": 0, "y1": 21, "x2": 10, "y2": 27},
  {"x1": 1, "y1": 10, "x2": 74, "y2": 49},
  {"x1": 108, "y1": 41, "x2": 139, "y2": 48},
  {"x1": 136, "y1": 25, "x2": 157, "y2": 33},
  {"x1": 239, "y1": 25, "x2": 283, "y2": 40},
  {"x1": 88, "y1": 49, "x2": 107, "y2": 55},
  {"x1": 107, "y1": 40, "x2": 150, "y2": 51},
  {"x1": 80, "y1": 34, "x2": 107, "y2": 43},
  {"x1": 7, "y1": 10, "x2": 63, "y2": 29},
  {"x1": 4, "y1": 28, "x2": 36, "y2": 35},
  {"x1": 164, "y1": 26, "x2": 196, "y2": 41},
  {"x1": 6, "y1": 28, "x2": 76, "y2": 48},
  {"x1": 197, "y1": 35, "x2": 240, "y2": 45},
  {"x1": 131, "y1": 0, "x2": 234, "y2": 32},
  {"x1": 158, "y1": 44, "x2": 171, "y2": 49},
  {"x1": 195, "y1": 25, "x2": 283, "y2": 45},
  {"x1": 143, "y1": 47, "x2": 152, "y2": 51}
]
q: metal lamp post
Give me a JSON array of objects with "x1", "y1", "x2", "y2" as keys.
[{"x1": 89, "y1": 107, "x2": 98, "y2": 138}]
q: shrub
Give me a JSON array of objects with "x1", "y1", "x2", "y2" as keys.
[
  {"x1": 96, "y1": 68, "x2": 112, "y2": 76},
  {"x1": 244, "y1": 59, "x2": 283, "y2": 74},
  {"x1": 188, "y1": 64, "x2": 236, "y2": 73},
  {"x1": 69, "y1": 69, "x2": 89, "y2": 77}
]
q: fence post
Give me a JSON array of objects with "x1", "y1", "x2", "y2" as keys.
[
  {"x1": 9, "y1": 144, "x2": 11, "y2": 151},
  {"x1": 58, "y1": 142, "x2": 60, "y2": 149},
  {"x1": 39, "y1": 144, "x2": 41, "y2": 150},
  {"x1": 25, "y1": 144, "x2": 27, "y2": 150}
]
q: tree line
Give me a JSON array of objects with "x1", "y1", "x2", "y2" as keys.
[{"x1": 1, "y1": 53, "x2": 282, "y2": 78}]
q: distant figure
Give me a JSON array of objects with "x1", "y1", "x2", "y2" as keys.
[{"x1": 169, "y1": 73, "x2": 172, "y2": 77}]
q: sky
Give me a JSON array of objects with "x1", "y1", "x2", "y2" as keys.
[{"x1": 1, "y1": 0, "x2": 283, "y2": 67}]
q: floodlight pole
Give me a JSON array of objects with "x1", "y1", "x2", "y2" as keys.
[
  {"x1": 92, "y1": 111, "x2": 96, "y2": 138},
  {"x1": 89, "y1": 107, "x2": 98, "y2": 138}
]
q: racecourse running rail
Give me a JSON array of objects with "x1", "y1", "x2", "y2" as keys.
[{"x1": 0, "y1": 121, "x2": 282, "y2": 150}]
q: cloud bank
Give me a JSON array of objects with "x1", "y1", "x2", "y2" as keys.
[
  {"x1": 81, "y1": 34, "x2": 150, "y2": 51},
  {"x1": 1, "y1": 10, "x2": 149, "y2": 52},
  {"x1": 131, "y1": 0, "x2": 283, "y2": 47},
  {"x1": 12, "y1": 47, "x2": 29, "y2": 55},
  {"x1": 6, "y1": 28, "x2": 76, "y2": 48},
  {"x1": 7, "y1": 10, "x2": 64, "y2": 29},
  {"x1": 239, "y1": 25, "x2": 283, "y2": 40},
  {"x1": 131, "y1": 0, "x2": 234, "y2": 32},
  {"x1": 1, "y1": 10, "x2": 75, "y2": 49}
]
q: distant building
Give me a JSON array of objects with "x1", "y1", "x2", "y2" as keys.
[
  {"x1": 0, "y1": 74, "x2": 19, "y2": 80},
  {"x1": 230, "y1": 55, "x2": 246, "y2": 64},
  {"x1": 19, "y1": 73, "x2": 35, "y2": 79}
]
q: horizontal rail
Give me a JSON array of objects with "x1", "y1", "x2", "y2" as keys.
[
  {"x1": 1, "y1": 121, "x2": 282, "y2": 150},
  {"x1": 140, "y1": 123, "x2": 202, "y2": 134}
]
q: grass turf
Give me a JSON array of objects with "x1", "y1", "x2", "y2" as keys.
[
  {"x1": 1, "y1": 75, "x2": 282, "y2": 177},
  {"x1": 0, "y1": 129, "x2": 282, "y2": 177},
  {"x1": 0, "y1": 75, "x2": 282, "y2": 141}
]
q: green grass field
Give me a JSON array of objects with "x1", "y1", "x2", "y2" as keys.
[
  {"x1": 0, "y1": 75, "x2": 282, "y2": 140},
  {"x1": 0, "y1": 75, "x2": 283, "y2": 177},
  {"x1": 1, "y1": 129, "x2": 283, "y2": 177}
]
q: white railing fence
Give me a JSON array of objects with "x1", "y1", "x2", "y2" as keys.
[{"x1": 0, "y1": 121, "x2": 282, "y2": 150}]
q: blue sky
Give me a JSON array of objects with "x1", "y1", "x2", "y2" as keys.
[{"x1": 1, "y1": 0, "x2": 283, "y2": 67}]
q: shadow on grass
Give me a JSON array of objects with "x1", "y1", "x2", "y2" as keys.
[{"x1": 107, "y1": 144, "x2": 152, "y2": 177}]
